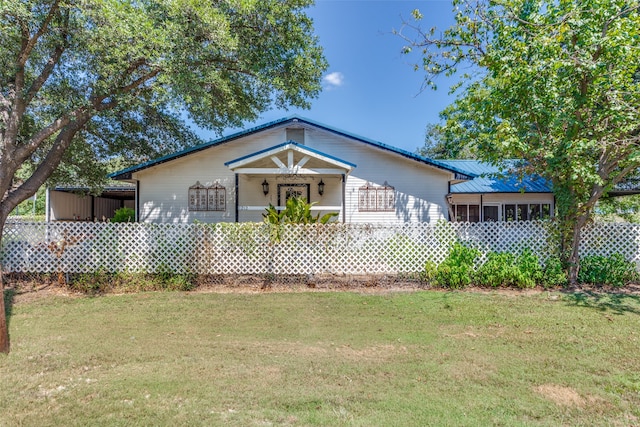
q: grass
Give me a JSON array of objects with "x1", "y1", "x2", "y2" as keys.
[{"x1": 1, "y1": 288, "x2": 640, "y2": 426}]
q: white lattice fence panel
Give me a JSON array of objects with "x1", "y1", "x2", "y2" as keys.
[
  {"x1": 1, "y1": 221, "x2": 51, "y2": 272},
  {"x1": 3, "y1": 220, "x2": 640, "y2": 276},
  {"x1": 198, "y1": 224, "x2": 271, "y2": 274},
  {"x1": 454, "y1": 221, "x2": 553, "y2": 262},
  {"x1": 580, "y1": 223, "x2": 640, "y2": 262}
]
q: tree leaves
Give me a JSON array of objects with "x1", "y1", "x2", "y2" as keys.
[
  {"x1": 403, "y1": 0, "x2": 640, "y2": 282},
  {"x1": 0, "y1": 0, "x2": 327, "y2": 210}
]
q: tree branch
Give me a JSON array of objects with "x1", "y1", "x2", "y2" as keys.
[
  {"x1": 24, "y1": 9, "x2": 69, "y2": 106},
  {"x1": 12, "y1": 106, "x2": 89, "y2": 165},
  {"x1": 3, "y1": 114, "x2": 91, "y2": 209},
  {"x1": 16, "y1": 0, "x2": 61, "y2": 67}
]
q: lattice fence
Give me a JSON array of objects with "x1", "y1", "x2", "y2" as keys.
[{"x1": 2, "y1": 220, "x2": 640, "y2": 276}]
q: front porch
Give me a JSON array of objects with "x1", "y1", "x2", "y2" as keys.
[{"x1": 225, "y1": 141, "x2": 355, "y2": 222}]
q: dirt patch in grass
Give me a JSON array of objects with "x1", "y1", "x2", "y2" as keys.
[
  {"x1": 535, "y1": 384, "x2": 586, "y2": 407},
  {"x1": 334, "y1": 344, "x2": 408, "y2": 361}
]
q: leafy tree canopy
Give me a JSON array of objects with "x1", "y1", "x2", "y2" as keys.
[
  {"x1": 416, "y1": 122, "x2": 477, "y2": 159},
  {"x1": 1, "y1": 0, "x2": 327, "y2": 212},
  {"x1": 0, "y1": 0, "x2": 327, "y2": 353},
  {"x1": 399, "y1": 0, "x2": 640, "y2": 282}
]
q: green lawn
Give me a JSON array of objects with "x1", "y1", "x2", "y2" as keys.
[{"x1": 2, "y1": 288, "x2": 640, "y2": 426}]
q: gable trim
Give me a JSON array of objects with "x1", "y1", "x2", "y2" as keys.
[{"x1": 225, "y1": 141, "x2": 356, "y2": 172}]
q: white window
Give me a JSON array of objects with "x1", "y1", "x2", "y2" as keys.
[
  {"x1": 504, "y1": 203, "x2": 551, "y2": 221},
  {"x1": 453, "y1": 204, "x2": 480, "y2": 222}
]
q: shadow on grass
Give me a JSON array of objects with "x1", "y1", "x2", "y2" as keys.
[
  {"x1": 3, "y1": 286, "x2": 15, "y2": 327},
  {"x1": 562, "y1": 289, "x2": 640, "y2": 316}
]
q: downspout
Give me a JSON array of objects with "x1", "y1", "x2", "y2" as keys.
[
  {"x1": 480, "y1": 194, "x2": 483, "y2": 222},
  {"x1": 90, "y1": 195, "x2": 95, "y2": 221}
]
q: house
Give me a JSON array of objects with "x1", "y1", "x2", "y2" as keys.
[{"x1": 47, "y1": 116, "x2": 555, "y2": 224}]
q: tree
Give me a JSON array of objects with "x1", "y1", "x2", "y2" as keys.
[
  {"x1": 399, "y1": 0, "x2": 640, "y2": 284},
  {"x1": 0, "y1": 0, "x2": 328, "y2": 353},
  {"x1": 417, "y1": 122, "x2": 477, "y2": 159}
]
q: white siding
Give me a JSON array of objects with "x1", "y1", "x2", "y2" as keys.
[
  {"x1": 135, "y1": 129, "x2": 287, "y2": 223},
  {"x1": 133, "y1": 124, "x2": 454, "y2": 224},
  {"x1": 303, "y1": 130, "x2": 451, "y2": 224}
]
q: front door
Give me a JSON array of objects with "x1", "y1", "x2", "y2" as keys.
[{"x1": 277, "y1": 183, "x2": 310, "y2": 206}]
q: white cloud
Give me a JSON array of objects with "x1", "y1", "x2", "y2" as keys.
[{"x1": 322, "y1": 71, "x2": 345, "y2": 89}]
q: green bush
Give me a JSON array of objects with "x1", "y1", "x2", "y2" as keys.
[
  {"x1": 542, "y1": 256, "x2": 568, "y2": 288},
  {"x1": 517, "y1": 249, "x2": 543, "y2": 288},
  {"x1": 112, "y1": 207, "x2": 135, "y2": 222},
  {"x1": 578, "y1": 253, "x2": 637, "y2": 287},
  {"x1": 432, "y1": 243, "x2": 479, "y2": 289},
  {"x1": 474, "y1": 249, "x2": 541, "y2": 288},
  {"x1": 421, "y1": 260, "x2": 437, "y2": 282},
  {"x1": 475, "y1": 252, "x2": 519, "y2": 287}
]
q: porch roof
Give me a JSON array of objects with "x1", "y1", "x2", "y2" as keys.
[{"x1": 225, "y1": 141, "x2": 356, "y2": 175}]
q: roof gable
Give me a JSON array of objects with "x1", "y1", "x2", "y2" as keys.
[
  {"x1": 225, "y1": 141, "x2": 356, "y2": 175},
  {"x1": 109, "y1": 116, "x2": 475, "y2": 180}
]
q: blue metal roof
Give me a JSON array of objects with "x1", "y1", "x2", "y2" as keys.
[
  {"x1": 443, "y1": 160, "x2": 552, "y2": 194},
  {"x1": 110, "y1": 116, "x2": 476, "y2": 180}
]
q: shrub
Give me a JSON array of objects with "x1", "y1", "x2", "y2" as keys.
[
  {"x1": 112, "y1": 207, "x2": 135, "y2": 222},
  {"x1": 421, "y1": 260, "x2": 437, "y2": 282},
  {"x1": 578, "y1": 254, "x2": 637, "y2": 287},
  {"x1": 67, "y1": 270, "x2": 195, "y2": 293},
  {"x1": 68, "y1": 269, "x2": 113, "y2": 294},
  {"x1": 474, "y1": 249, "x2": 541, "y2": 288},
  {"x1": 432, "y1": 243, "x2": 479, "y2": 289},
  {"x1": 517, "y1": 249, "x2": 543, "y2": 288},
  {"x1": 542, "y1": 256, "x2": 568, "y2": 288},
  {"x1": 475, "y1": 252, "x2": 519, "y2": 287}
]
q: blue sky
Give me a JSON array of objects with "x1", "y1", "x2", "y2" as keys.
[{"x1": 199, "y1": 0, "x2": 461, "y2": 154}]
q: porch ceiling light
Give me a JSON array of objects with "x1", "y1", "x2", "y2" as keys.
[
  {"x1": 262, "y1": 179, "x2": 269, "y2": 195},
  {"x1": 318, "y1": 179, "x2": 325, "y2": 196}
]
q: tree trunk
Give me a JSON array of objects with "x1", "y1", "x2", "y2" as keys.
[
  {"x1": 0, "y1": 215, "x2": 10, "y2": 354},
  {"x1": 563, "y1": 214, "x2": 589, "y2": 287}
]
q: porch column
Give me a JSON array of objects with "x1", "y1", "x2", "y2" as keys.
[
  {"x1": 341, "y1": 174, "x2": 346, "y2": 224},
  {"x1": 235, "y1": 173, "x2": 239, "y2": 223}
]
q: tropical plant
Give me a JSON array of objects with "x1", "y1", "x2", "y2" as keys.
[{"x1": 263, "y1": 196, "x2": 338, "y2": 225}]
